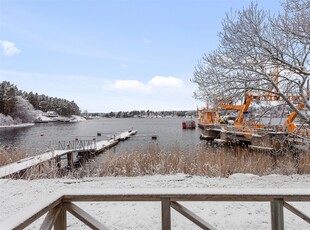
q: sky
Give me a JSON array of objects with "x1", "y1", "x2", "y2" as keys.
[{"x1": 0, "y1": 0, "x2": 282, "y2": 113}]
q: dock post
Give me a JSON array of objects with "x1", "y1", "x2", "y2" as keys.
[
  {"x1": 18, "y1": 169, "x2": 27, "y2": 179},
  {"x1": 67, "y1": 152, "x2": 73, "y2": 169},
  {"x1": 56, "y1": 155, "x2": 61, "y2": 168},
  {"x1": 79, "y1": 152, "x2": 86, "y2": 165}
]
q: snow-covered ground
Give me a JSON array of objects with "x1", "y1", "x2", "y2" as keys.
[
  {"x1": 0, "y1": 123, "x2": 35, "y2": 129},
  {"x1": 0, "y1": 174, "x2": 309, "y2": 229},
  {"x1": 71, "y1": 115, "x2": 87, "y2": 121},
  {"x1": 35, "y1": 114, "x2": 86, "y2": 123},
  {"x1": 0, "y1": 113, "x2": 86, "y2": 127}
]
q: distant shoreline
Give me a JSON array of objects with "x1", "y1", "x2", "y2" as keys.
[{"x1": 0, "y1": 123, "x2": 35, "y2": 129}]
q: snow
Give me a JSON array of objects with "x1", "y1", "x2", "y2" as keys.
[
  {"x1": 35, "y1": 114, "x2": 53, "y2": 122},
  {"x1": 35, "y1": 114, "x2": 86, "y2": 122},
  {"x1": 71, "y1": 115, "x2": 86, "y2": 121},
  {"x1": 0, "y1": 174, "x2": 309, "y2": 229},
  {"x1": 0, "y1": 108, "x2": 85, "y2": 126},
  {"x1": 0, "y1": 123, "x2": 34, "y2": 129}
]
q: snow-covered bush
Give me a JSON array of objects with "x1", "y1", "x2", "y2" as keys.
[
  {"x1": 0, "y1": 113, "x2": 16, "y2": 125},
  {"x1": 13, "y1": 96, "x2": 36, "y2": 123}
]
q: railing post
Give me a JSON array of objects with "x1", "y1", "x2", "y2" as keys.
[
  {"x1": 271, "y1": 199, "x2": 284, "y2": 230},
  {"x1": 54, "y1": 205, "x2": 67, "y2": 230},
  {"x1": 161, "y1": 198, "x2": 171, "y2": 230}
]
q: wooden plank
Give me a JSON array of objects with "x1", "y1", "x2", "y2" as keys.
[
  {"x1": 62, "y1": 193, "x2": 310, "y2": 202},
  {"x1": 161, "y1": 198, "x2": 171, "y2": 230},
  {"x1": 171, "y1": 201, "x2": 217, "y2": 230},
  {"x1": 213, "y1": 139, "x2": 226, "y2": 144},
  {"x1": 39, "y1": 205, "x2": 62, "y2": 230},
  {"x1": 249, "y1": 145, "x2": 273, "y2": 150},
  {"x1": 54, "y1": 206, "x2": 66, "y2": 230},
  {"x1": 284, "y1": 201, "x2": 310, "y2": 224},
  {"x1": 271, "y1": 199, "x2": 284, "y2": 230},
  {"x1": 64, "y1": 202, "x2": 109, "y2": 230}
]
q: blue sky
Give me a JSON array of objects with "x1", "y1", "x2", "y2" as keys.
[{"x1": 0, "y1": 0, "x2": 282, "y2": 113}]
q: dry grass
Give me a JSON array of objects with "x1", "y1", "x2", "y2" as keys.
[
  {"x1": 1, "y1": 144, "x2": 309, "y2": 179},
  {"x1": 97, "y1": 143, "x2": 310, "y2": 177},
  {"x1": 0, "y1": 147, "x2": 26, "y2": 166}
]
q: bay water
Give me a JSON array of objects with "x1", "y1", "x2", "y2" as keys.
[{"x1": 0, "y1": 118, "x2": 202, "y2": 155}]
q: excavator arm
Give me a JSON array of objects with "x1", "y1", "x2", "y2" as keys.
[
  {"x1": 218, "y1": 93, "x2": 253, "y2": 127},
  {"x1": 285, "y1": 79, "x2": 309, "y2": 132},
  {"x1": 235, "y1": 95, "x2": 253, "y2": 126},
  {"x1": 285, "y1": 103, "x2": 304, "y2": 132}
]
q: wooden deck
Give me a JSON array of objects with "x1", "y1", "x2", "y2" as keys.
[
  {"x1": 0, "y1": 188, "x2": 309, "y2": 230},
  {"x1": 0, "y1": 130, "x2": 137, "y2": 178}
]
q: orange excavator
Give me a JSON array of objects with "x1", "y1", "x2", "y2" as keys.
[
  {"x1": 284, "y1": 79, "x2": 309, "y2": 132},
  {"x1": 199, "y1": 65, "x2": 308, "y2": 131},
  {"x1": 285, "y1": 102, "x2": 304, "y2": 132},
  {"x1": 219, "y1": 92, "x2": 264, "y2": 129}
]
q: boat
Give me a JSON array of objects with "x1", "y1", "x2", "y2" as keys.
[{"x1": 182, "y1": 120, "x2": 196, "y2": 129}]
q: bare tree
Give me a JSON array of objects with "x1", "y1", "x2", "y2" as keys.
[{"x1": 192, "y1": 0, "x2": 309, "y2": 123}]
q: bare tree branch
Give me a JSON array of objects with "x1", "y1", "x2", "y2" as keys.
[{"x1": 192, "y1": 0, "x2": 310, "y2": 124}]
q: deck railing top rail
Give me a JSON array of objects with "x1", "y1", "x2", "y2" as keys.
[{"x1": 1, "y1": 188, "x2": 309, "y2": 230}]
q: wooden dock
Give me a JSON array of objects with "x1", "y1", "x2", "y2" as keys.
[{"x1": 0, "y1": 130, "x2": 137, "y2": 178}]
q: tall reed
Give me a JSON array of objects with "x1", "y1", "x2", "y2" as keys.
[
  {"x1": 0, "y1": 147, "x2": 26, "y2": 166},
  {"x1": 98, "y1": 143, "x2": 310, "y2": 177},
  {"x1": 2, "y1": 144, "x2": 309, "y2": 179}
]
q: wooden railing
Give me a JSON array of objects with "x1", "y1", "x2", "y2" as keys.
[{"x1": 1, "y1": 189, "x2": 309, "y2": 230}]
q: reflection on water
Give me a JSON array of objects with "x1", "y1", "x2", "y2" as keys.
[{"x1": 0, "y1": 118, "x2": 202, "y2": 155}]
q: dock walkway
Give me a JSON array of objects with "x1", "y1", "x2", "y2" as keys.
[{"x1": 0, "y1": 130, "x2": 137, "y2": 178}]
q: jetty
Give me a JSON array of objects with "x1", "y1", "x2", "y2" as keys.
[{"x1": 0, "y1": 129, "x2": 137, "y2": 179}]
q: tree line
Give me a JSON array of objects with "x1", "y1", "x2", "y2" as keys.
[{"x1": 0, "y1": 81, "x2": 80, "y2": 118}]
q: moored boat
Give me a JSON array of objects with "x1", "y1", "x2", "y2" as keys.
[{"x1": 182, "y1": 120, "x2": 196, "y2": 129}]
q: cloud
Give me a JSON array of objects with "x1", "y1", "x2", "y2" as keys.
[
  {"x1": 0, "y1": 40, "x2": 21, "y2": 56},
  {"x1": 110, "y1": 80, "x2": 151, "y2": 92},
  {"x1": 105, "y1": 76, "x2": 184, "y2": 93},
  {"x1": 121, "y1": 64, "x2": 129, "y2": 68},
  {"x1": 149, "y1": 76, "x2": 184, "y2": 88}
]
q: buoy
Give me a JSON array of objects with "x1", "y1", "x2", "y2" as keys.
[{"x1": 40, "y1": 133, "x2": 44, "y2": 136}]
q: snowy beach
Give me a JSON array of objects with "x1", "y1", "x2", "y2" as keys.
[{"x1": 0, "y1": 174, "x2": 309, "y2": 229}]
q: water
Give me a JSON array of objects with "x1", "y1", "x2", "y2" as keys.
[{"x1": 0, "y1": 118, "x2": 203, "y2": 155}]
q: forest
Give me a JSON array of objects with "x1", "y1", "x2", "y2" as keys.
[{"x1": 0, "y1": 81, "x2": 80, "y2": 123}]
